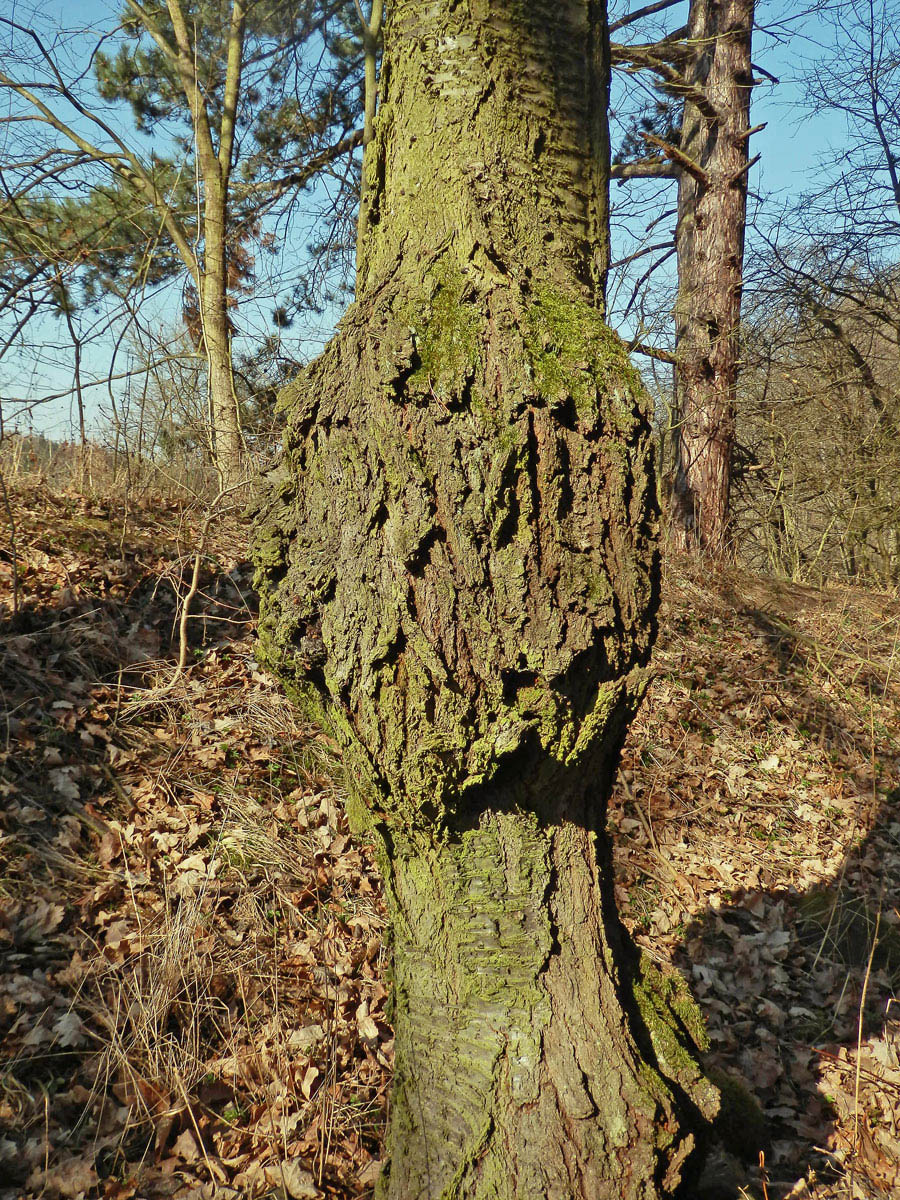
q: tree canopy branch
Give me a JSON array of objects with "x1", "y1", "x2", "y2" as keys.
[
  {"x1": 609, "y1": 0, "x2": 684, "y2": 34},
  {"x1": 611, "y1": 41, "x2": 719, "y2": 121},
  {"x1": 643, "y1": 132, "x2": 709, "y2": 184},
  {"x1": 611, "y1": 157, "x2": 678, "y2": 180},
  {"x1": 629, "y1": 341, "x2": 677, "y2": 364},
  {"x1": 0, "y1": 67, "x2": 199, "y2": 281},
  {"x1": 243, "y1": 128, "x2": 364, "y2": 200}
]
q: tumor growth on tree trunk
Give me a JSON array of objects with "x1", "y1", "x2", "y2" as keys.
[{"x1": 252, "y1": 1, "x2": 721, "y2": 1196}]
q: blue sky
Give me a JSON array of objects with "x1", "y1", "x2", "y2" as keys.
[
  {"x1": 0, "y1": 0, "x2": 353, "y2": 439},
  {"x1": 0, "y1": 0, "x2": 870, "y2": 440}
]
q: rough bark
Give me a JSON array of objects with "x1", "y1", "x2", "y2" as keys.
[
  {"x1": 671, "y1": 0, "x2": 754, "y2": 556},
  {"x1": 253, "y1": 1, "x2": 719, "y2": 1195}
]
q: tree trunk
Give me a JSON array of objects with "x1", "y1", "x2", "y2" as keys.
[
  {"x1": 203, "y1": 198, "x2": 244, "y2": 488},
  {"x1": 381, "y1": 793, "x2": 718, "y2": 1199},
  {"x1": 671, "y1": 0, "x2": 754, "y2": 556},
  {"x1": 204, "y1": 300, "x2": 244, "y2": 488},
  {"x1": 254, "y1": 1, "x2": 720, "y2": 1195}
]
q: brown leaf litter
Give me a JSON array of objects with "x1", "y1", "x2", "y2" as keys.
[{"x1": 1, "y1": 483, "x2": 898, "y2": 1199}]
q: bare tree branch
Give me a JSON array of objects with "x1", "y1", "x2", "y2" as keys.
[
  {"x1": 629, "y1": 340, "x2": 677, "y2": 364},
  {"x1": 611, "y1": 40, "x2": 719, "y2": 121},
  {"x1": 611, "y1": 157, "x2": 679, "y2": 179},
  {"x1": 610, "y1": 240, "x2": 676, "y2": 269},
  {"x1": 643, "y1": 132, "x2": 709, "y2": 184},
  {"x1": 609, "y1": 0, "x2": 684, "y2": 34}
]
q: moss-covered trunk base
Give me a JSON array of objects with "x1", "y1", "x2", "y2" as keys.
[{"x1": 250, "y1": 0, "x2": 730, "y2": 1189}]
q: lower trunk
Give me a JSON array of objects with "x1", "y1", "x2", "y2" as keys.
[
  {"x1": 380, "y1": 800, "x2": 716, "y2": 1200},
  {"x1": 671, "y1": 400, "x2": 735, "y2": 555},
  {"x1": 205, "y1": 314, "x2": 244, "y2": 489}
]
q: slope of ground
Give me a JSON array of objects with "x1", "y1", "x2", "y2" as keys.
[
  {"x1": 615, "y1": 561, "x2": 900, "y2": 1199},
  {"x1": 0, "y1": 482, "x2": 897, "y2": 1200}
]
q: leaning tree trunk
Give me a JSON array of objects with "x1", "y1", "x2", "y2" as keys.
[
  {"x1": 671, "y1": 0, "x2": 754, "y2": 556},
  {"x1": 253, "y1": 1, "x2": 720, "y2": 1196}
]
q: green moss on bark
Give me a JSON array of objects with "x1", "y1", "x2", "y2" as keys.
[
  {"x1": 248, "y1": 0, "x2": 716, "y2": 1185},
  {"x1": 252, "y1": 261, "x2": 659, "y2": 826},
  {"x1": 402, "y1": 261, "x2": 483, "y2": 399},
  {"x1": 631, "y1": 956, "x2": 720, "y2": 1123},
  {"x1": 524, "y1": 286, "x2": 644, "y2": 421}
]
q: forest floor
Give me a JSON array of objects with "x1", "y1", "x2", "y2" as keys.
[{"x1": 1, "y1": 480, "x2": 898, "y2": 1200}]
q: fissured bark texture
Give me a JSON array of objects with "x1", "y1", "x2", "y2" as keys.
[
  {"x1": 253, "y1": 1, "x2": 719, "y2": 1196},
  {"x1": 672, "y1": 0, "x2": 755, "y2": 556}
]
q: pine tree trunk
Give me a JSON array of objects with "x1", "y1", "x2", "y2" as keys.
[
  {"x1": 204, "y1": 304, "x2": 243, "y2": 488},
  {"x1": 203, "y1": 194, "x2": 244, "y2": 488},
  {"x1": 254, "y1": 1, "x2": 720, "y2": 1194},
  {"x1": 671, "y1": 0, "x2": 754, "y2": 556}
]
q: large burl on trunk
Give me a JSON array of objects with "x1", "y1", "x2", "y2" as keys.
[{"x1": 253, "y1": 1, "x2": 719, "y2": 1195}]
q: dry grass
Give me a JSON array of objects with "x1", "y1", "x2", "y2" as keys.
[
  {"x1": 0, "y1": 484, "x2": 387, "y2": 1199},
  {"x1": 0, "y1": 434, "x2": 219, "y2": 504}
]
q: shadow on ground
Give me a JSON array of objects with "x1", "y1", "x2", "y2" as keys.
[{"x1": 615, "y1": 565, "x2": 900, "y2": 1197}]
